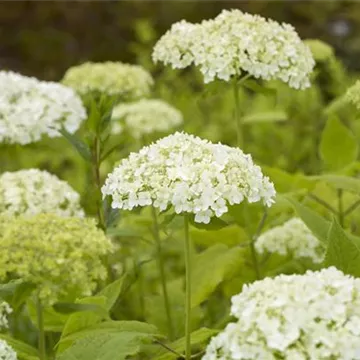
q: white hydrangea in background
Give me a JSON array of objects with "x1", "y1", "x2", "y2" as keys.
[
  {"x1": 62, "y1": 61, "x2": 154, "y2": 99},
  {"x1": 0, "y1": 340, "x2": 17, "y2": 360},
  {"x1": 111, "y1": 99, "x2": 183, "y2": 138},
  {"x1": 0, "y1": 169, "x2": 84, "y2": 217},
  {"x1": 346, "y1": 80, "x2": 360, "y2": 110},
  {"x1": 0, "y1": 71, "x2": 86, "y2": 145},
  {"x1": 255, "y1": 217, "x2": 325, "y2": 263},
  {"x1": 203, "y1": 267, "x2": 360, "y2": 360},
  {"x1": 153, "y1": 9, "x2": 315, "y2": 89},
  {"x1": 0, "y1": 301, "x2": 12, "y2": 330},
  {"x1": 102, "y1": 132, "x2": 275, "y2": 224}
]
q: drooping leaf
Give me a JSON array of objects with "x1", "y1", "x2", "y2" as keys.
[
  {"x1": 97, "y1": 275, "x2": 126, "y2": 311},
  {"x1": 60, "y1": 128, "x2": 92, "y2": 162},
  {"x1": 0, "y1": 334, "x2": 38, "y2": 360},
  {"x1": 191, "y1": 244, "x2": 244, "y2": 308},
  {"x1": 324, "y1": 218, "x2": 360, "y2": 277},
  {"x1": 319, "y1": 116, "x2": 358, "y2": 170}
]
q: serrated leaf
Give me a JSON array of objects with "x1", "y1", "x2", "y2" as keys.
[
  {"x1": 97, "y1": 276, "x2": 126, "y2": 311},
  {"x1": 243, "y1": 110, "x2": 287, "y2": 124},
  {"x1": 60, "y1": 128, "x2": 92, "y2": 162},
  {"x1": 324, "y1": 218, "x2": 360, "y2": 277},
  {"x1": 191, "y1": 244, "x2": 243, "y2": 308},
  {"x1": 56, "y1": 331, "x2": 153, "y2": 360},
  {"x1": 0, "y1": 334, "x2": 38, "y2": 360},
  {"x1": 319, "y1": 116, "x2": 358, "y2": 170},
  {"x1": 153, "y1": 328, "x2": 218, "y2": 360}
]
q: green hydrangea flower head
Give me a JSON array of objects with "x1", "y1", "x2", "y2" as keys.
[
  {"x1": 62, "y1": 61, "x2": 153, "y2": 100},
  {"x1": 0, "y1": 214, "x2": 114, "y2": 305}
]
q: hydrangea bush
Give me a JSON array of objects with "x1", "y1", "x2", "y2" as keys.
[
  {"x1": 0, "y1": 169, "x2": 84, "y2": 217},
  {"x1": 0, "y1": 71, "x2": 86, "y2": 145}
]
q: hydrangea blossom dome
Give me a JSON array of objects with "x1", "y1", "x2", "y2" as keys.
[
  {"x1": 0, "y1": 169, "x2": 84, "y2": 217},
  {"x1": 102, "y1": 132, "x2": 275, "y2": 224},
  {"x1": 153, "y1": 9, "x2": 315, "y2": 89},
  {"x1": 0, "y1": 71, "x2": 86, "y2": 145},
  {"x1": 111, "y1": 99, "x2": 183, "y2": 138},
  {"x1": 203, "y1": 267, "x2": 360, "y2": 360},
  {"x1": 346, "y1": 80, "x2": 360, "y2": 110},
  {"x1": 62, "y1": 61, "x2": 154, "y2": 99},
  {"x1": 0, "y1": 214, "x2": 114, "y2": 305},
  {"x1": 0, "y1": 340, "x2": 17, "y2": 360},
  {"x1": 255, "y1": 217, "x2": 325, "y2": 263},
  {"x1": 0, "y1": 302, "x2": 12, "y2": 330}
]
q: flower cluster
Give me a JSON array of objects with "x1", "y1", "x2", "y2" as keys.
[
  {"x1": 0, "y1": 340, "x2": 17, "y2": 360},
  {"x1": 203, "y1": 267, "x2": 360, "y2": 360},
  {"x1": 0, "y1": 169, "x2": 84, "y2": 217},
  {"x1": 111, "y1": 99, "x2": 183, "y2": 138},
  {"x1": 102, "y1": 132, "x2": 275, "y2": 224},
  {"x1": 346, "y1": 80, "x2": 360, "y2": 110},
  {"x1": 62, "y1": 62, "x2": 153, "y2": 100},
  {"x1": 0, "y1": 302, "x2": 12, "y2": 330},
  {"x1": 0, "y1": 214, "x2": 113, "y2": 305},
  {"x1": 255, "y1": 217, "x2": 325, "y2": 263},
  {"x1": 153, "y1": 9, "x2": 314, "y2": 89},
  {"x1": 0, "y1": 71, "x2": 86, "y2": 145}
]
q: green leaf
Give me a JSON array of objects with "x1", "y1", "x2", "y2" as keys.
[
  {"x1": 243, "y1": 110, "x2": 287, "y2": 124},
  {"x1": 60, "y1": 128, "x2": 92, "y2": 162},
  {"x1": 106, "y1": 227, "x2": 141, "y2": 237},
  {"x1": 153, "y1": 328, "x2": 218, "y2": 360},
  {"x1": 243, "y1": 79, "x2": 277, "y2": 97},
  {"x1": 0, "y1": 334, "x2": 38, "y2": 360},
  {"x1": 304, "y1": 39, "x2": 334, "y2": 62},
  {"x1": 308, "y1": 175, "x2": 360, "y2": 194},
  {"x1": 191, "y1": 244, "x2": 243, "y2": 308},
  {"x1": 325, "y1": 218, "x2": 360, "y2": 277},
  {"x1": 286, "y1": 197, "x2": 331, "y2": 244},
  {"x1": 189, "y1": 216, "x2": 229, "y2": 231},
  {"x1": 97, "y1": 275, "x2": 126, "y2": 311},
  {"x1": 0, "y1": 279, "x2": 36, "y2": 310},
  {"x1": 319, "y1": 116, "x2": 358, "y2": 170},
  {"x1": 53, "y1": 302, "x2": 108, "y2": 317},
  {"x1": 56, "y1": 331, "x2": 154, "y2": 360}
]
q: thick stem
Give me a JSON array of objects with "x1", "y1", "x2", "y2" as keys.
[
  {"x1": 233, "y1": 79, "x2": 243, "y2": 148},
  {"x1": 36, "y1": 297, "x2": 46, "y2": 360},
  {"x1": 151, "y1": 206, "x2": 174, "y2": 340},
  {"x1": 338, "y1": 189, "x2": 344, "y2": 227},
  {"x1": 183, "y1": 214, "x2": 191, "y2": 360}
]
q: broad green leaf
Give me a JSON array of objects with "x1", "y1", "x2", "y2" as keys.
[
  {"x1": 0, "y1": 334, "x2": 38, "y2": 360},
  {"x1": 27, "y1": 300, "x2": 69, "y2": 332},
  {"x1": 324, "y1": 218, "x2": 360, "y2": 277},
  {"x1": 319, "y1": 116, "x2": 358, "y2": 170},
  {"x1": 243, "y1": 110, "x2": 287, "y2": 124},
  {"x1": 243, "y1": 79, "x2": 277, "y2": 97},
  {"x1": 0, "y1": 279, "x2": 35, "y2": 310},
  {"x1": 324, "y1": 95, "x2": 347, "y2": 115},
  {"x1": 53, "y1": 302, "x2": 108, "y2": 317},
  {"x1": 56, "y1": 331, "x2": 153, "y2": 360},
  {"x1": 191, "y1": 244, "x2": 243, "y2": 308},
  {"x1": 97, "y1": 275, "x2": 126, "y2": 311},
  {"x1": 57, "y1": 296, "x2": 108, "y2": 353},
  {"x1": 286, "y1": 197, "x2": 331, "y2": 244},
  {"x1": 308, "y1": 175, "x2": 360, "y2": 194},
  {"x1": 304, "y1": 39, "x2": 334, "y2": 62},
  {"x1": 60, "y1": 128, "x2": 92, "y2": 162},
  {"x1": 153, "y1": 328, "x2": 218, "y2": 360}
]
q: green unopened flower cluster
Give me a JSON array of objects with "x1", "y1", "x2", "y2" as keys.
[
  {"x1": 0, "y1": 169, "x2": 84, "y2": 217},
  {"x1": 111, "y1": 99, "x2": 183, "y2": 138},
  {"x1": 346, "y1": 80, "x2": 360, "y2": 110},
  {"x1": 62, "y1": 61, "x2": 153, "y2": 100},
  {"x1": 0, "y1": 214, "x2": 113, "y2": 305},
  {"x1": 0, "y1": 340, "x2": 17, "y2": 360}
]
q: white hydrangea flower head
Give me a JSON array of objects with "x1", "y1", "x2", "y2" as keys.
[
  {"x1": 0, "y1": 71, "x2": 86, "y2": 145},
  {"x1": 346, "y1": 80, "x2": 360, "y2": 110},
  {"x1": 0, "y1": 169, "x2": 84, "y2": 217},
  {"x1": 62, "y1": 61, "x2": 154, "y2": 99},
  {"x1": 0, "y1": 301, "x2": 12, "y2": 330},
  {"x1": 153, "y1": 9, "x2": 315, "y2": 89},
  {"x1": 111, "y1": 99, "x2": 183, "y2": 138},
  {"x1": 0, "y1": 340, "x2": 17, "y2": 360},
  {"x1": 102, "y1": 132, "x2": 275, "y2": 224},
  {"x1": 255, "y1": 217, "x2": 325, "y2": 263},
  {"x1": 203, "y1": 267, "x2": 360, "y2": 360}
]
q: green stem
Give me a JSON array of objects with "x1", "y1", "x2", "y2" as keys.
[
  {"x1": 151, "y1": 206, "x2": 174, "y2": 340},
  {"x1": 36, "y1": 297, "x2": 46, "y2": 360},
  {"x1": 233, "y1": 79, "x2": 242, "y2": 148},
  {"x1": 338, "y1": 189, "x2": 344, "y2": 227},
  {"x1": 183, "y1": 214, "x2": 191, "y2": 360},
  {"x1": 308, "y1": 193, "x2": 338, "y2": 215}
]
